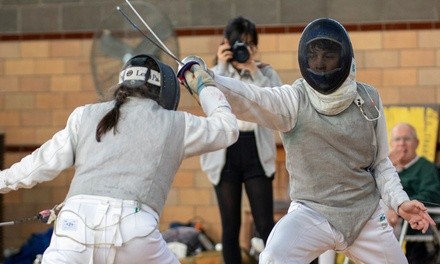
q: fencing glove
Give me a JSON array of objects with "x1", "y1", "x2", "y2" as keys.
[{"x1": 183, "y1": 64, "x2": 215, "y2": 95}]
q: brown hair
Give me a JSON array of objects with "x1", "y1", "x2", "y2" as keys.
[
  {"x1": 307, "y1": 39, "x2": 342, "y2": 54},
  {"x1": 95, "y1": 83, "x2": 160, "y2": 142}
]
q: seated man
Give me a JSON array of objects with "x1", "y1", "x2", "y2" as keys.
[{"x1": 386, "y1": 122, "x2": 440, "y2": 264}]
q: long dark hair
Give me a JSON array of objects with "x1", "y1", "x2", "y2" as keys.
[
  {"x1": 224, "y1": 16, "x2": 258, "y2": 47},
  {"x1": 214, "y1": 16, "x2": 258, "y2": 65},
  {"x1": 95, "y1": 79, "x2": 160, "y2": 142}
]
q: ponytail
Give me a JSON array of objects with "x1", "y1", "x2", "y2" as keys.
[{"x1": 95, "y1": 87, "x2": 129, "y2": 142}]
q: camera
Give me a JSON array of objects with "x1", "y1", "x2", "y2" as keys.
[{"x1": 231, "y1": 41, "x2": 250, "y2": 63}]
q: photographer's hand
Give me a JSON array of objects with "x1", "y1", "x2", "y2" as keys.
[
  {"x1": 232, "y1": 58, "x2": 258, "y2": 75},
  {"x1": 218, "y1": 38, "x2": 232, "y2": 63}
]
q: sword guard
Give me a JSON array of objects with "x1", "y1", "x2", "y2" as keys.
[
  {"x1": 177, "y1": 61, "x2": 198, "y2": 82},
  {"x1": 177, "y1": 55, "x2": 207, "y2": 82},
  {"x1": 177, "y1": 55, "x2": 208, "y2": 97}
]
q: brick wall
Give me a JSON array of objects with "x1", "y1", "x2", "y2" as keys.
[{"x1": 0, "y1": 28, "x2": 440, "y2": 250}]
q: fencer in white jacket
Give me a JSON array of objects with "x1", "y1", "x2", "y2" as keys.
[
  {"x1": 180, "y1": 19, "x2": 436, "y2": 264},
  {"x1": 0, "y1": 55, "x2": 239, "y2": 264}
]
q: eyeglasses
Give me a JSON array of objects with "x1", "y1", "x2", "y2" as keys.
[
  {"x1": 391, "y1": 136, "x2": 415, "y2": 142},
  {"x1": 238, "y1": 40, "x2": 256, "y2": 48}
]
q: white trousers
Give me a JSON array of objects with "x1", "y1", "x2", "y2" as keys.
[
  {"x1": 259, "y1": 201, "x2": 408, "y2": 264},
  {"x1": 42, "y1": 195, "x2": 179, "y2": 264}
]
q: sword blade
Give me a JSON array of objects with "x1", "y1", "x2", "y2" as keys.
[
  {"x1": 124, "y1": 0, "x2": 176, "y2": 58},
  {"x1": 116, "y1": 6, "x2": 184, "y2": 65}
]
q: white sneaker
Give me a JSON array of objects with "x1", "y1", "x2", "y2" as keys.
[
  {"x1": 250, "y1": 237, "x2": 265, "y2": 261},
  {"x1": 250, "y1": 237, "x2": 265, "y2": 253}
]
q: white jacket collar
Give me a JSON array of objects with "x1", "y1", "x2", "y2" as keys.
[{"x1": 304, "y1": 58, "x2": 357, "y2": 116}]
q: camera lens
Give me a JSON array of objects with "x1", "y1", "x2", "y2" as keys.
[{"x1": 232, "y1": 41, "x2": 250, "y2": 63}]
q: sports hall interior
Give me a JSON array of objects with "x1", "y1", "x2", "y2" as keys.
[{"x1": 0, "y1": 0, "x2": 439, "y2": 259}]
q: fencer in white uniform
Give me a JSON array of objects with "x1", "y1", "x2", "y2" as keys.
[
  {"x1": 0, "y1": 54, "x2": 239, "y2": 264},
  {"x1": 180, "y1": 18, "x2": 436, "y2": 264}
]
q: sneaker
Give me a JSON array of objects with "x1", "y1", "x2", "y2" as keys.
[{"x1": 250, "y1": 237, "x2": 265, "y2": 253}]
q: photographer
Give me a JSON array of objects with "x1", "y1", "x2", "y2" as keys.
[{"x1": 201, "y1": 16, "x2": 282, "y2": 264}]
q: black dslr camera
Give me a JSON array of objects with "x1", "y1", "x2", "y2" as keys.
[{"x1": 231, "y1": 41, "x2": 250, "y2": 63}]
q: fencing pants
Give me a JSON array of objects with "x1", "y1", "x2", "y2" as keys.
[
  {"x1": 259, "y1": 201, "x2": 408, "y2": 264},
  {"x1": 42, "y1": 195, "x2": 179, "y2": 264}
]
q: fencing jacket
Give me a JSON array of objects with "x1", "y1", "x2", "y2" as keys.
[
  {"x1": 0, "y1": 87, "x2": 239, "y2": 216},
  {"x1": 212, "y1": 74, "x2": 409, "y2": 245}
]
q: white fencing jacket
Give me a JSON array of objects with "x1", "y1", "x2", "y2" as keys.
[
  {"x1": 0, "y1": 86, "x2": 239, "y2": 216},
  {"x1": 212, "y1": 72, "x2": 409, "y2": 245}
]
